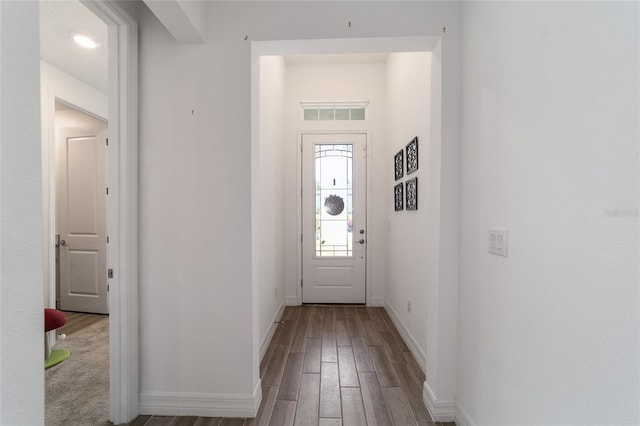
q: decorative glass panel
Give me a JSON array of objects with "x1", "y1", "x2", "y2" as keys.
[
  {"x1": 335, "y1": 108, "x2": 350, "y2": 120},
  {"x1": 315, "y1": 144, "x2": 353, "y2": 257},
  {"x1": 304, "y1": 109, "x2": 319, "y2": 120},
  {"x1": 319, "y1": 109, "x2": 334, "y2": 120},
  {"x1": 350, "y1": 108, "x2": 365, "y2": 120}
]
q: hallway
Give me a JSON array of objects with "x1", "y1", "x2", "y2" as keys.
[{"x1": 128, "y1": 305, "x2": 450, "y2": 425}]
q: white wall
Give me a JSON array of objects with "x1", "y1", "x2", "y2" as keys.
[
  {"x1": 0, "y1": 2, "x2": 44, "y2": 424},
  {"x1": 138, "y1": 0, "x2": 461, "y2": 417},
  {"x1": 283, "y1": 59, "x2": 388, "y2": 306},
  {"x1": 138, "y1": 5, "x2": 258, "y2": 415},
  {"x1": 385, "y1": 52, "x2": 431, "y2": 369},
  {"x1": 255, "y1": 55, "x2": 286, "y2": 359},
  {"x1": 41, "y1": 61, "x2": 108, "y2": 118},
  {"x1": 458, "y1": 2, "x2": 639, "y2": 425}
]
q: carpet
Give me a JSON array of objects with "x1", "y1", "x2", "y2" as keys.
[
  {"x1": 45, "y1": 349, "x2": 70, "y2": 370},
  {"x1": 45, "y1": 315, "x2": 109, "y2": 426}
]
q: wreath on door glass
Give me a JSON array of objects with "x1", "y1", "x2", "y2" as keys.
[{"x1": 324, "y1": 195, "x2": 345, "y2": 216}]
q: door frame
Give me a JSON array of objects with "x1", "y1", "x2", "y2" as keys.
[
  {"x1": 41, "y1": 1, "x2": 139, "y2": 423},
  {"x1": 296, "y1": 130, "x2": 372, "y2": 305}
]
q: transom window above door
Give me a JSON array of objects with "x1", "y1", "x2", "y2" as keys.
[{"x1": 301, "y1": 100, "x2": 369, "y2": 121}]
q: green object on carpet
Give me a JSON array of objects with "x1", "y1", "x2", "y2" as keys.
[{"x1": 45, "y1": 349, "x2": 70, "y2": 369}]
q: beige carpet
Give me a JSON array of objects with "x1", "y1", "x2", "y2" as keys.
[{"x1": 45, "y1": 315, "x2": 109, "y2": 426}]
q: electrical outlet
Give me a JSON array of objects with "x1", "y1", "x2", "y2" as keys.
[{"x1": 407, "y1": 299, "x2": 412, "y2": 313}]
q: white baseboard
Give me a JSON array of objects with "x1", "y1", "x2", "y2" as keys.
[
  {"x1": 369, "y1": 296, "x2": 385, "y2": 307},
  {"x1": 285, "y1": 296, "x2": 299, "y2": 305},
  {"x1": 423, "y1": 382, "x2": 456, "y2": 422},
  {"x1": 260, "y1": 302, "x2": 285, "y2": 360},
  {"x1": 140, "y1": 380, "x2": 262, "y2": 418},
  {"x1": 455, "y1": 401, "x2": 476, "y2": 426},
  {"x1": 383, "y1": 300, "x2": 426, "y2": 373}
]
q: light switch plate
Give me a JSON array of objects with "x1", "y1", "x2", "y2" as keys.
[{"x1": 489, "y1": 229, "x2": 508, "y2": 256}]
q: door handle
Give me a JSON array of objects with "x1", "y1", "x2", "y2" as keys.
[
  {"x1": 55, "y1": 234, "x2": 66, "y2": 247},
  {"x1": 357, "y1": 239, "x2": 365, "y2": 244}
]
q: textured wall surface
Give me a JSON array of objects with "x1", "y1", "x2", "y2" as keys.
[
  {"x1": 0, "y1": 2, "x2": 44, "y2": 424},
  {"x1": 458, "y1": 2, "x2": 640, "y2": 425}
]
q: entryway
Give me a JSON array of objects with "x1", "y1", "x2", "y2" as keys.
[
  {"x1": 302, "y1": 133, "x2": 367, "y2": 304},
  {"x1": 254, "y1": 36, "x2": 458, "y2": 422}
]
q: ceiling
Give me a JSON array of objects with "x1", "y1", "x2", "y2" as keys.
[{"x1": 40, "y1": 0, "x2": 108, "y2": 94}]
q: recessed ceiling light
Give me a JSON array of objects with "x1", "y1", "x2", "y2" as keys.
[{"x1": 73, "y1": 35, "x2": 99, "y2": 49}]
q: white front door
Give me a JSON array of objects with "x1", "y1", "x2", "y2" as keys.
[
  {"x1": 302, "y1": 133, "x2": 367, "y2": 304},
  {"x1": 56, "y1": 110, "x2": 108, "y2": 314}
]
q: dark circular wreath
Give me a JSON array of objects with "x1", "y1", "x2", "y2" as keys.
[{"x1": 324, "y1": 194, "x2": 345, "y2": 216}]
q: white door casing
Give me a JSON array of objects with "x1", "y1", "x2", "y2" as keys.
[
  {"x1": 56, "y1": 116, "x2": 108, "y2": 314},
  {"x1": 302, "y1": 133, "x2": 367, "y2": 304}
]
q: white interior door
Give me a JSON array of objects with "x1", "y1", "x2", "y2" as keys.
[
  {"x1": 56, "y1": 108, "x2": 108, "y2": 314},
  {"x1": 302, "y1": 133, "x2": 367, "y2": 304}
]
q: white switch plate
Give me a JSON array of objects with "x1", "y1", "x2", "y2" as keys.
[{"x1": 489, "y1": 229, "x2": 508, "y2": 256}]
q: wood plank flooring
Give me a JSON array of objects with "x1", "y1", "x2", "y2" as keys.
[
  {"x1": 125, "y1": 305, "x2": 454, "y2": 426},
  {"x1": 59, "y1": 310, "x2": 108, "y2": 335}
]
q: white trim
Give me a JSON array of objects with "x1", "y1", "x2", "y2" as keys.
[
  {"x1": 455, "y1": 401, "x2": 476, "y2": 426},
  {"x1": 80, "y1": 1, "x2": 139, "y2": 424},
  {"x1": 369, "y1": 297, "x2": 385, "y2": 307},
  {"x1": 384, "y1": 300, "x2": 426, "y2": 373},
  {"x1": 260, "y1": 302, "x2": 285, "y2": 360},
  {"x1": 364, "y1": 130, "x2": 373, "y2": 307},
  {"x1": 285, "y1": 296, "x2": 299, "y2": 305},
  {"x1": 300, "y1": 100, "x2": 370, "y2": 109},
  {"x1": 295, "y1": 130, "x2": 303, "y2": 306},
  {"x1": 423, "y1": 382, "x2": 456, "y2": 422},
  {"x1": 140, "y1": 381, "x2": 262, "y2": 418}
]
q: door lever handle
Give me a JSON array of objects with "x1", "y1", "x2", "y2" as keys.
[{"x1": 55, "y1": 234, "x2": 66, "y2": 247}]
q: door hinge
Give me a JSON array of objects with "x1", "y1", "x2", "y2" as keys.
[
  {"x1": 108, "y1": 268, "x2": 114, "y2": 279},
  {"x1": 300, "y1": 234, "x2": 303, "y2": 244},
  {"x1": 106, "y1": 236, "x2": 110, "y2": 244},
  {"x1": 106, "y1": 138, "x2": 109, "y2": 146},
  {"x1": 106, "y1": 187, "x2": 109, "y2": 195},
  {"x1": 301, "y1": 279, "x2": 303, "y2": 287}
]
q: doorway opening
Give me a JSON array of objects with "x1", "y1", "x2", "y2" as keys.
[
  {"x1": 41, "y1": 1, "x2": 110, "y2": 422},
  {"x1": 40, "y1": 0, "x2": 139, "y2": 423},
  {"x1": 54, "y1": 100, "x2": 109, "y2": 314},
  {"x1": 252, "y1": 37, "x2": 456, "y2": 421}
]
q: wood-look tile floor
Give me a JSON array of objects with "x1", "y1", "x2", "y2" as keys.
[
  {"x1": 125, "y1": 305, "x2": 454, "y2": 426},
  {"x1": 60, "y1": 311, "x2": 108, "y2": 335}
]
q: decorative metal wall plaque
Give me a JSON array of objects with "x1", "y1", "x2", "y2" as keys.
[
  {"x1": 406, "y1": 177, "x2": 418, "y2": 210},
  {"x1": 394, "y1": 182, "x2": 404, "y2": 211},
  {"x1": 324, "y1": 194, "x2": 345, "y2": 216},
  {"x1": 394, "y1": 149, "x2": 404, "y2": 181},
  {"x1": 406, "y1": 137, "x2": 418, "y2": 175}
]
